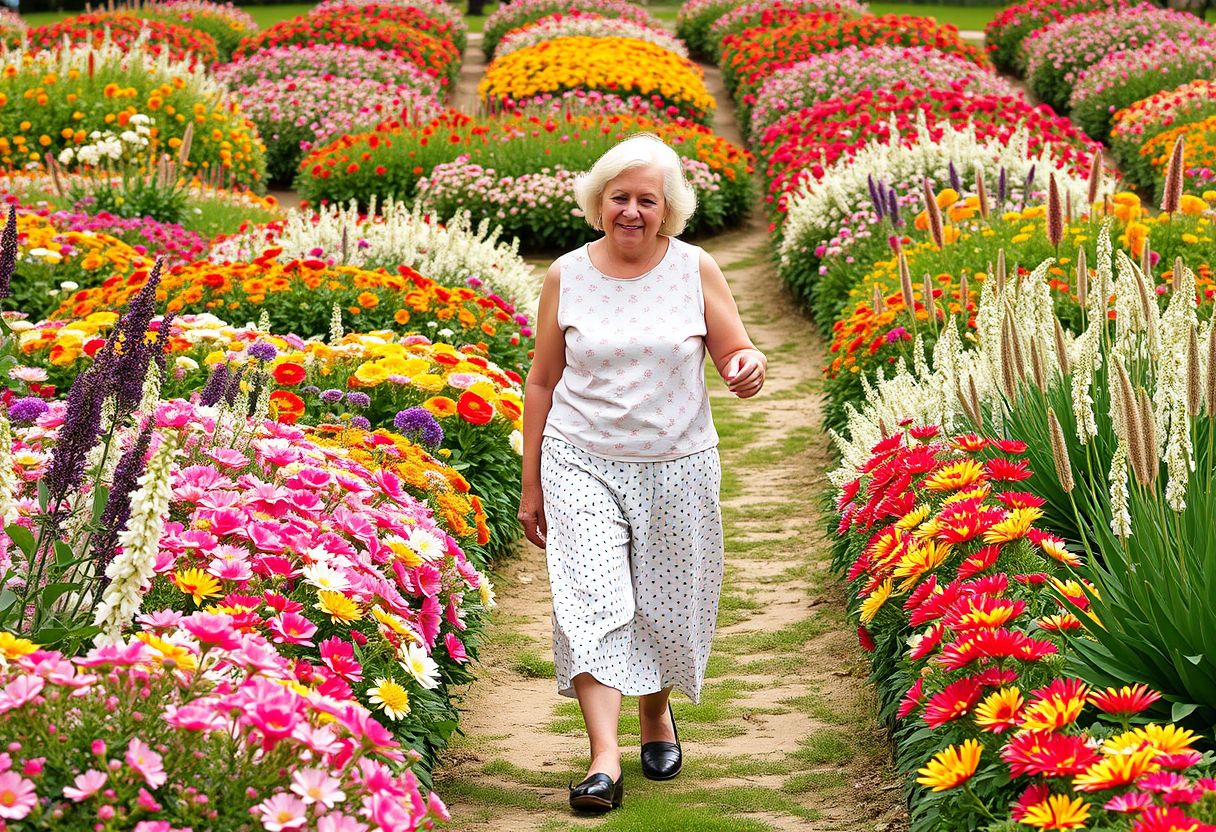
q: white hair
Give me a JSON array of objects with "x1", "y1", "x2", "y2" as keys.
[{"x1": 574, "y1": 134, "x2": 697, "y2": 236}]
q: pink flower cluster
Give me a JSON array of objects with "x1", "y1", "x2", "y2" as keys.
[
  {"x1": 0, "y1": 627, "x2": 448, "y2": 830},
  {"x1": 707, "y1": 0, "x2": 867, "y2": 48},
  {"x1": 33, "y1": 206, "x2": 209, "y2": 264},
  {"x1": 748, "y1": 45, "x2": 1020, "y2": 139},
  {"x1": 496, "y1": 12, "x2": 688, "y2": 58},
  {"x1": 215, "y1": 44, "x2": 444, "y2": 97}
]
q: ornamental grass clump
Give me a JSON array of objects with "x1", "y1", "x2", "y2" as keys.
[
  {"x1": 478, "y1": 36, "x2": 716, "y2": 125},
  {"x1": 1021, "y1": 4, "x2": 1211, "y2": 113},
  {"x1": 0, "y1": 36, "x2": 267, "y2": 188},
  {"x1": 482, "y1": 0, "x2": 657, "y2": 57}
]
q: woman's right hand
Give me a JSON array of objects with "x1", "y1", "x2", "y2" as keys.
[{"x1": 518, "y1": 483, "x2": 548, "y2": 550}]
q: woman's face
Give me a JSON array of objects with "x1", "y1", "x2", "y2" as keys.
[{"x1": 600, "y1": 165, "x2": 667, "y2": 250}]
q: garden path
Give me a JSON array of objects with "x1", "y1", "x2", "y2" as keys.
[{"x1": 433, "y1": 47, "x2": 909, "y2": 832}]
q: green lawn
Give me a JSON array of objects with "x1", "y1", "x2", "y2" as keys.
[{"x1": 867, "y1": 2, "x2": 997, "y2": 29}]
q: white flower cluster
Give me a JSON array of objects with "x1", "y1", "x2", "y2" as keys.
[
  {"x1": 208, "y1": 198, "x2": 543, "y2": 316},
  {"x1": 57, "y1": 114, "x2": 154, "y2": 168},
  {"x1": 778, "y1": 116, "x2": 1091, "y2": 274}
]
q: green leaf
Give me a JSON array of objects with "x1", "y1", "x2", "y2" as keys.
[
  {"x1": 5, "y1": 524, "x2": 35, "y2": 558},
  {"x1": 1185, "y1": 654, "x2": 1206, "y2": 666},
  {"x1": 54, "y1": 541, "x2": 76, "y2": 568},
  {"x1": 40, "y1": 582, "x2": 79, "y2": 608},
  {"x1": 36, "y1": 480, "x2": 49, "y2": 512},
  {"x1": 0, "y1": 587, "x2": 16, "y2": 613},
  {"x1": 92, "y1": 485, "x2": 110, "y2": 524},
  {"x1": 1172, "y1": 702, "x2": 1199, "y2": 722}
]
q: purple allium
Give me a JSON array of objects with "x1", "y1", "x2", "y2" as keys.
[
  {"x1": 7, "y1": 396, "x2": 48, "y2": 424},
  {"x1": 199, "y1": 362, "x2": 229, "y2": 407},
  {"x1": 248, "y1": 341, "x2": 277, "y2": 362},
  {"x1": 300, "y1": 384, "x2": 320, "y2": 395},
  {"x1": 0, "y1": 204, "x2": 16, "y2": 300},
  {"x1": 345, "y1": 392, "x2": 371, "y2": 408},
  {"x1": 393, "y1": 407, "x2": 444, "y2": 449},
  {"x1": 350, "y1": 416, "x2": 371, "y2": 430},
  {"x1": 320, "y1": 388, "x2": 344, "y2": 403}
]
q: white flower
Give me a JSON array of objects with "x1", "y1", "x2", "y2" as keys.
[
  {"x1": 59, "y1": 280, "x2": 79, "y2": 291},
  {"x1": 301, "y1": 562, "x2": 350, "y2": 592},
  {"x1": 406, "y1": 528, "x2": 444, "y2": 562},
  {"x1": 509, "y1": 429, "x2": 523, "y2": 456},
  {"x1": 9, "y1": 366, "x2": 48, "y2": 383},
  {"x1": 174, "y1": 356, "x2": 199, "y2": 372},
  {"x1": 58, "y1": 148, "x2": 75, "y2": 165},
  {"x1": 479, "y1": 573, "x2": 497, "y2": 609},
  {"x1": 400, "y1": 642, "x2": 440, "y2": 689}
]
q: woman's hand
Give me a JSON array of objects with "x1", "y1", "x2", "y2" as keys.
[
  {"x1": 518, "y1": 483, "x2": 548, "y2": 549},
  {"x1": 725, "y1": 350, "x2": 766, "y2": 399}
]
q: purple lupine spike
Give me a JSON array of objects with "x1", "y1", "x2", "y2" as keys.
[
  {"x1": 0, "y1": 204, "x2": 16, "y2": 300},
  {"x1": 998, "y1": 168, "x2": 1008, "y2": 206},
  {"x1": 113, "y1": 258, "x2": 165, "y2": 415},
  {"x1": 91, "y1": 423, "x2": 153, "y2": 578},
  {"x1": 223, "y1": 364, "x2": 246, "y2": 407},
  {"x1": 948, "y1": 161, "x2": 962, "y2": 194},
  {"x1": 887, "y1": 188, "x2": 902, "y2": 227},
  {"x1": 870, "y1": 177, "x2": 885, "y2": 220},
  {"x1": 199, "y1": 362, "x2": 229, "y2": 407},
  {"x1": 44, "y1": 366, "x2": 108, "y2": 514},
  {"x1": 1022, "y1": 165, "x2": 1036, "y2": 208}
]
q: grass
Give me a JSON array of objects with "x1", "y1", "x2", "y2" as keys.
[
  {"x1": 514, "y1": 649, "x2": 557, "y2": 679},
  {"x1": 867, "y1": 2, "x2": 998, "y2": 30},
  {"x1": 17, "y1": 3, "x2": 313, "y2": 29}
]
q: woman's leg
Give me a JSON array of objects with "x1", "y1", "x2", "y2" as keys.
[
  {"x1": 639, "y1": 686, "x2": 677, "y2": 743},
  {"x1": 573, "y1": 673, "x2": 623, "y2": 780}
]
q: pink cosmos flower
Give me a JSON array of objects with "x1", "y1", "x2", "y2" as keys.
[
  {"x1": 316, "y1": 814, "x2": 369, "y2": 832},
  {"x1": 137, "y1": 609, "x2": 184, "y2": 630},
  {"x1": 207, "y1": 448, "x2": 250, "y2": 470},
  {"x1": 180, "y1": 611, "x2": 242, "y2": 650},
  {"x1": 62, "y1": 769, "x2": 107, "y2": 802},
  {"x1": 0, "y1": 771, "x2": 33, "y2": 819},
  {"x1": 256, "y1": 792, "x2": 308, "y2": 831},
  {"x1": 268, "y1": 612, "x2": 317, "y2": 645},
  {"x1": 208, "y1": 555, "x2": 254, "y2": 582},
  {"x1": 134, "y1": 822, "x2": 173, "y2": 832},
  {"x1": 1105, "y1": 791, "x2": 1155, "y2": 813},
  {"x1": 416, "y1": 564, "x2": 442, "y2": 598},
  {"x1": 77, "y1": 641, "x2": 152, "y2": 668},
  {"x1": 125, "y1": 738, "x2": 167, "y2": 789},
  {"x1": 0, "y1": 676, "x2": 44, "y2": 713},
  {"x1": 290, "y1": 768, "x2": 346, "y2": 807}
]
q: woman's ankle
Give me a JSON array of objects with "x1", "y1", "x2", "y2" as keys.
[{"x1": 587, "y1": 751, "x2": 621, "y2": 779}]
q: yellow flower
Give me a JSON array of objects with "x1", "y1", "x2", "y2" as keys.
[
  {"x1": 915, "y1": 739, "x2": 981, "y2": 792},
  {"x1": 386, "y1": 537, "x2": 423, "y2": 568},
  {"x1": 0, "y1": 632, "x2": 38, "y2": 659},
  {"x1": 316, "y1": 590, "x2": 362, "y2": 624},
  {"x1": 423, "y1": 395, "x2": 457, "y2": 417},
  {"x1": 173, "y1": 568, "x2": 222, "y2": 605},
  {"x1": 136, "y1": 632, "x2": 198, "y2": 670},
  {"x1": 923, "y1": 459, "x2": 984, "y2": 492},
  {"x1": 858, "y1": 578, "x2": 893, "y2": 624},
  {"x1": 983, "y1": 506, "x2": 1043, "y2": 543},
  {"x1": 1018, "y1": 793, "x2": 1090, "y2": 830},
  {"x1": 974, "y1": 687, "x2": 1023, "y2": 733},
  {"x1": 1074, "y1": 747, "x2": 1160, "y2": 792},
  {"x1": 353, "y1": 361, "x2": 390, "y2": 386},
  {"x1": 1180, "y1": 194, "x2": 1207, "y2": 215},
  {"x1": 367, "y1": 677, "x2": 411, "y2": 720},
  {"x1": 895, "y1": 504, "x2": 931, "y2": 532},
  {"x1": 412, "y1": 373, "x2": 446, "y2": 393}
]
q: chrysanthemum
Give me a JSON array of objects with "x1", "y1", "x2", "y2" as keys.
[
  {"x1": 923, "y1": 677, "x2": 983, "y2": 727},
  {"x1": 945, "y1": 596, "x2": 1026, "y2": 631},
  {"x1": 367, "y1": 677, "x2": 411, "y2": 720},
  {"x1": 1000, "y1": 731, "x2": 1102, "y2": 778},
  {"x1": 915, "y1": 739, "x2": 982, "y2": 792},
  {"x1": 1104, "y1": 724, "x2": 1198, "y2": 756},
  {"x1": 317, "y1": 590, "x2": 362, "y2": 624},
  {"x1": 1018, "y1": 792, "x2": 1091, "y2": 830},
  {"x1": 984, "y1": 456, "x2": 1033, "y2": 482},
  {"x1": 893, "y1": 541, "x2": 951, "y2": 590},
  {"x1": 983, "y1": 506, "x2": 1043, "y2": 543},
  {"x1": 1073, "y1": 747, "x2": 1161, "y2": 792},
  {"x1": 1037, "y1": 613, "x2": 1083, "y2": 632},
  {"x1": 1088, "y1": 684, "x2": 1162, "y2": 718},
  {"x1": 173, "y1": 567, "x2": 222, "y2": 606},
  {"x1": 895, "y1": 503, "x2": 931, "y2": 531},
  {"x1": 858, "y1": 578, "x2": 894, "y2": 624},
  {"x1": 1127, "y1": 805, "x2": 1207, "y2": 832},
  {"x1": 923, "y1": 459, "x2": 985, "y2": 491},
  {"x1": 974, "y1": 687, "x2": 1024, "y2": 733}
]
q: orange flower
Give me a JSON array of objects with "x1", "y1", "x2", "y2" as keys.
[
  {"x1": 1073, "y1": 747, "x2": 1161, "y2": 792},
  {"x1": 357, "y1": 291, "x2": 380, "y2": 309},
  {"x1": 268, "y1": 390, "x2": 306, "y2": 424},
  {"x1": 423, "y1": 396, "x2": 457, "y2": 418}
]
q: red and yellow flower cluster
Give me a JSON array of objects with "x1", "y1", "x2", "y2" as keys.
[
  {"x1": 19, "y1": 11, "x2": 220, "y2": 65},
  {"x1": 837, "y1": 425, "x2": 1216, "y2": 830}
]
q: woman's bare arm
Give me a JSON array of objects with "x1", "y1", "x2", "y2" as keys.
[{"x1": 700, "y1": 250, "x2": 766, "y2": 399}]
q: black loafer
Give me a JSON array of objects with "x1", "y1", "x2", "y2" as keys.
[
  {"x1": 569, "y1": 772, "x2": 623, "y2": 813},
  {"x1": 641, "y1": 702, "x2": 682, "y2": 781}
]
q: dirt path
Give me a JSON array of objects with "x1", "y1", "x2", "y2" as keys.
[{"x1": 433, "y1": 48, "x2": 908, "y2": 832}]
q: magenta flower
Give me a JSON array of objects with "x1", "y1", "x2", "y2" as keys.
[
  {"x1": 268, "y1": 611, "x2": 318, "y2": 646},
  {"x1": 62, "y1": 769, "x2": 108, "y2": 802},
  {"x1": 180, "y1": 611, "x2": 242, "y2": 651},
  {"x1": 444, "y1": 632, "x2": 468, "y2": 664},
  {"x1": 126, "y1": 738, "x2": 167, "y2": 789}
]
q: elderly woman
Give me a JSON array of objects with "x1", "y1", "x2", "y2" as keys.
[{"x1": 518, "y1": 134, "x2": 766, "y2": 813}]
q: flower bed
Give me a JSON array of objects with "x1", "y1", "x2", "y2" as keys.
[
  {"x1": 720, "y1": 13, "x2": 986, "y2": 106},
  {"x1": 20, "y1": 11, "x2": 220, "y2": 65},
  {"x1": 748, "y1": 46, "x2": 1017, "y2": 141},
  {"x1": 0, "y1": 7, "x2": 26, "y2": 41},
  {"x1": 478, "y1": 37, "x2": 716, "y2": 125},
  {"x1": 756, "y1": 86, "x2": 1100, "y2": 216},
  {"x1": 0, "y1": 38, "x2": 267, "y2": 189},
  {"x1": 496, "y1": 12, "x2": 688, "y2": 59},
  {"x1": 232, "y1": 75, "x2": 444, "y2": 183},
  {"x1": 313, "y1": 0, "x2": 468, "y2": 47},
  {"x1": 296, "y1": 110, "x2": 753, "y2": 249},
  {"x1": 705, "y1": 0, "x2": 867, "y2": 60},
  {"x1": 208, "y1": 199, "x2": 542, "y2": 316},
  {"x1": 1069, "y1": 37, "x2": 1216, "y2": 142},
  {"x1": 1111, "y1": 80, "x2": 1216, "y2": 195},
  {"x1": 676, "y1": 0, "x2": 752, "y2": 59},
  {"x1": 137, "y1": 0, "x2": 259, "y2": 62},
  {"x1": 982, "y1": 0, "x2": 1128, "y2": 74},
  {"x1": 231, "y1": 4, "x2": 462, "y2": 87},
  {"x1": 1022, "y1": 4, "x2": 1211, "y2": 113},
  {"x1": 1141, "y1": 116, "x2": 1216, "y2": 197},
  {"x1": 214, "y1": 43, "x2": 444, "y2": 95},
  {"x1": 52, "y1": 256, "x2": 533, "y2": 371},
  {"x1": 481, "y1": 0, "x2": 657, "y2": 57}
]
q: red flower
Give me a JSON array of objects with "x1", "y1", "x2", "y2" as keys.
[
  {"x1": 1088, "y1": 684, "x2": 1162, "y2": 718},
  {"x1": 984, "y1": 457, "x2": 1033, "y2": 482},
  {"x1": 857, "y1": 626, "x2": 876, "y2": 652},
  {"x1": 994, "y1": 490, "x2": 1045, "y2": 509},
  {"x1": 897, "y1": 677, "x2": 925, "y2": 718},
  {"x1": 456, "y1": 391, "x2": 494, "y2": 425},
  {"x1": 268, "y1": 390, "x2": 306, "y2": 424},
  {"x1": 923, "y1": 676, "x2": 983, "y2": 727},
  {"x1": 957, "y1": 544, "x2": 1001, "y2": 579},
  {"x1": 1000, "y1": 731, "x2": 1101, "y2": 777},
  {"x1": 271, "y1": 362, "x2": 307, "y2": 386},
  {"x1": 991, "y1": 438, "x2": 1028, "y2": 454},
  {"x1": 1129, "y1": 806, "x2": 1212, "y2": 832},
  {"x1": 1011, "y1": 783, "x2": 1052, "y2": 821}
]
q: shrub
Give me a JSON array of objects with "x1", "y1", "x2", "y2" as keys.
[
  {"x1": 982, "y1": 0, "x2": 1128, "y2": 74},
  {"x1": 676, "y1": 0, "x2": 746, "y2": 59},
  {"x1": 137, "y1": 0, "x2": 258, "y2": 62},
  {"x1": 234, "y1": 75, "x2": 442, "y2": 183},
  {"x1": 478, "y1": 37, "x2": 716, "y2": 125},
  {"x1": 232, "y1": 4, "x2": 462, "y2": 87},
  {"x1": 482, "y1": 0, "x2": 657, "y2": 57},
  {"x1": 313, "y1": 0, "x2": 469, "y2": 51},
  {"x1": 706, "y1": 0, "x2": 867, "y2": 60},
  {"x1": 1110, "y1": 80, "x2": 1216, "y2": 194},
  {"x1": 214, "y1": 42, "x2": 444, "y2": 95},
  {"x1": 0, "y1": 38, "x2": 267, "y2": 189},
  {"x1": 295, "y1": 110, "x2": 754, "y2": 247},
  {"x1": 720, "y1": 13, "x2": 986, "y2": 105},
  {"x1": 1069, "y1": 36, "x2": 1216, "y2": 143},
  {"x1": 748, "y1": 45, "x2": 1017, "y2": 142},
  {"x1": 496, "y1": 11, "x2": 688, "y2": 58},
  {"x1": 1022, "y1": 4, "x2": 1209, "y2": 113},
  {"x1": 22, "y1": 11, "x2": 220, "y2": 65}
]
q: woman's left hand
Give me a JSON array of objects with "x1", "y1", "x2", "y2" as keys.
[{"x1": 725, "y1": 350, "x2": 766, "y2": 399}]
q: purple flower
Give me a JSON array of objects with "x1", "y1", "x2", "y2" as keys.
[
  {"x1": 113, "y1": 258, "x2": 164, "y2": 416},
  {"x1": 320, "y1": 388, "x2": 344, "y2": 403},
  {"x1": 199, "y1": 363, "x2": 229, "y2": 407},
  {"x1": 92, "y1": 424, "x2": 152, "y2": 577},
  {"x1": 7, "y1": 396, "x2": 48, "y2": 424},
  {"x1": 0, "y1": 204, "x2": 16, "y2": 300},
  {"x1": 345, "y1": 392, "x2": 371, "y2": 408},
  {"x1": 393, "y1": 407, "x2": 444, "y2": 449},
  {"x1": 350, "y1": 416, "x2": 371, "y2": 430},
  {"x1": 45, "y1": 364, "x2": 109, "y2": 513},
  {"x1": 300, "y1": 384, "x2": 320, "y2": 395},
  {"x1": 248, "y1": 341, "x2": 277, "y2": 362}
]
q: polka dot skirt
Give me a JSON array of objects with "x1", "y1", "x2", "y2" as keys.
[{"x1": 540, "y1": 436, "x2": 725, "y2": 703}]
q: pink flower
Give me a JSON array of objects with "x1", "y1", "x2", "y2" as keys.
[
  {"x1": 316, "y1": 814, "x2": 369, "y2": 832},
  {"x1": 180, "y1": 611, "x2": 242, "y2": 650},
  {"x1": 268, "y1": 612, "x2": 317, "y2": 646},
  {"x1": 418, "y1": 596, "x2": 441, "y2": 648},
  {"x1": 125, "y1": 738, "x2": 167, "y2": 789},
  {"x1": 206, "y1": 448, "x2": 250, "y2": 470},
  {"x1": 62, "y1": 769, "x2": 108, "y2": 802},
  {"x1": 0, "y1": 771, "x2": 36, "y2": 819},
  {"x1": 77, "y1": 640, "x2": 152, "y2": 667},
  {"x1": 0, "y1": 676, "x2": 44, "y2": 713},
  {"x1": 319, "y1": 637, "x2": 362, "y2": 681},
  {"x1": 136, "y1": 787, "x2": 162, "y2": 812},
  {"x1": 134, "y1": 822, "x2": 173, "y2": 832},
  {"x1": 290, "y1": 768, "x2": 346, "y2": 808},
  {"x1": 256, "y1": 792, "x2": 308, "y2": 831},
  {"x1": 444, "y1": 632, "x2": 468, "y2": 664}
]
